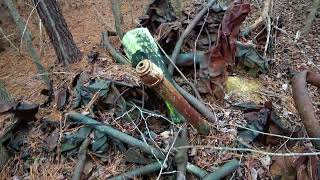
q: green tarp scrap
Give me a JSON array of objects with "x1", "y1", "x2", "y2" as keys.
[{"x1": 236, "y1": 43, "x2": 270, "y2": 75}]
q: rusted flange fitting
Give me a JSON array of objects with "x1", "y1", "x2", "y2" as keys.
[
  {"x1": 136, "y1": 59, "x2": 210, "y2": 135},
  {"x1": 136, "y1": 59, "x2": 164, "y2": 87}
]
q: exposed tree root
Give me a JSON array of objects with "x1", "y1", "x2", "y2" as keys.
[{"x1": 292, "y1": 70, "x2": 320, "y2": 150}]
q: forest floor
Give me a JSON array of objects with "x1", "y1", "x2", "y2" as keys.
[{"x1": 0, "y1": 0, "x2": 319, "y2": 179}]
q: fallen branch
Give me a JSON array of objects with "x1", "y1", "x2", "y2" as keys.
[
  {"x1": 174, "y1": 127, "x2": 188, "y2": 180},
  {"x1": 202, "y1": 159, "x2": 240, "y2": 180},
  {"x1": 72, "y1": 136, "x2": 91, "y2": 180},
  {"x1": 168, "y1": 0, "x2": 217, "y2": 74},
  {"x1": 109, "y1": 161, "x2": 163, "y2": 180},
  {"x1": 136, "y1": 60, "x2": 210, "y2": 135},
  {"x1": 101, "y1": 31, "x2": 130, "y2": 64},
  {"x1": 292, "y1": 70, "x2": 320, "y2": 150},
  {"x1": 242, "y1": 0, "x2": 272, "y2": 36},
  {"x1": 66, "y1": 112, "x2": 165, "y2": 159},
  {"x1": 186, "y1": 163, "x2": 208, "y2": 178}
]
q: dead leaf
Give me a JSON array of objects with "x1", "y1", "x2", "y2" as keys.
[{"x1": 199, "y1": 0, "x2": 251, "y2": 97}]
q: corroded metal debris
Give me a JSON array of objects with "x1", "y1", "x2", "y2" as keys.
[{"x1": 136, "y1": 59, "x2": 210, "y2": 135}]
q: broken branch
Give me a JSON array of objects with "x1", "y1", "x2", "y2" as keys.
[
  {"x1": 174, "y1": 127, "x2": 188, "y2": 180},
  {"x1": 66, "y1": 112, "x2": 165, "y2": 159},
  {"x1": 292, "y1": 70, "x2": 320, "y2": 150},
  {"x1": 109, "y1": 161, "x2": 163, "y2": 180},
  {"x1": 101, "y1": 31, "x2": 130, "y2": 64},
  {"x1": 168, "y1": 0, "x2": 217, "y2": 74},
  {"x1": 186, "y1": 163, "x2": 208, "y2": 178},
  {"x1": 242, "y1": 0, "x2": 272, "y2": 36},
  {"x1": 72, "y1": 136, "x2": 91, "y2": 180},
  {"x1": 202, "y1": 159, "x2": 240, "y2": 180}
]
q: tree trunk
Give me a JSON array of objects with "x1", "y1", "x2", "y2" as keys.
[
  {"x1": 34, "y1": 0, "x2": 82, "y2": 67},
  {"x1": 4, "y1": 0, "x2": 52, "y2": 89}
]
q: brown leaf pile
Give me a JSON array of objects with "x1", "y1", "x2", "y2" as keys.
[{"x1": 199, "y1": 0, "x2": 251, "y2": 97}]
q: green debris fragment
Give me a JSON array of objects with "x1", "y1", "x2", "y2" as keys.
[{"x1": 236, "y1": 43, "x2": 269, "y2": 75}]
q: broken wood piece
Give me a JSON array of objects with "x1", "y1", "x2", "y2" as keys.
[
  {"x1": 136, "y1": 60, "x2": 210, "y2": 135},
  {"x1": 242, "y1": 0, "x2": 272, "y2": 36},
  {"x1": 292, "y1": 70, "x2": 320, "y2": 150},
  {"x1": 168, "y1": 0, "x2": 217, "y2": 74},
  {"x1": 202, "y1": 159, "x2": 240, "y2": 180},
  {"x1": 186, "y1": 163, "x2": 208, "y2": 178},
  {"x1": 109, "y1": 161, "x2": 163, "y2": 180},
  {"x1": 66, "y1": 112, "x2": 165, "y2": 159},
  {"x1": 174, "y1": 127, "x2": 188, "y2": 180},
  {"x1": 101, "y1": 31, "x2": 129, "y2": 64},
  {"x1": 72, "y1": 136, "x2": 91, "y2": 180}
]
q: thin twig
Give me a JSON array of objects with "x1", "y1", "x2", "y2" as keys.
[
  {"x1": 156, "y1": 126, "x2": 183, "y2": 180},
  {"x1": 234, "y1": 124, "x2": 320, "y2": 140},
  {"x1": 263, "y1": 0, "x2": 273, "y2": 56},
  {"x1": 72, "y1": 136, "x2": 91, "y2": 180},
  {"x1": 157, "y1": 41, "x2": 204, "y2": 103},
  {"x1": 0, "y1": 27, "x2": 19, "y2": 52},
  {"x1": 101, "y1": 31, "x2": 130, "y2": 64},
  {"x1": 19, "y1": 0, "x2": 39, "y2": 50},
  {"x1": 168, "y1": 0, "x2": 217, "y2": 74},
  {"x1": 242, "y1": 0, "x2": 272, "y2": 36},
  {"x1": 193, "y1": 3, "x2": 210, "y2": 84},
  {"x1": 176, "y1": 145, "x2": 320, "y2": 156}
]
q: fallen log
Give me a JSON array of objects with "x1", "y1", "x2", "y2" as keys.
[{"x1": 292, "y1": 70, "x2": 320, "y2": 150}]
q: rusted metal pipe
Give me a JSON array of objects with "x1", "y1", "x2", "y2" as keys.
[
  {"x1": 136, "y1": 59, "x2": 210, "y2": 135},
  {"x1": 292, "y1": 70, "x2": 320, "y2": 149}
]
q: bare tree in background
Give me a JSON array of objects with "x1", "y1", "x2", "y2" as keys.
[
  {"x1": 34, "y1": 0, "x2": 82, "y2": 67},
  {"x1": 110, "y1": 0, "x2": 124, "y2": 39}
]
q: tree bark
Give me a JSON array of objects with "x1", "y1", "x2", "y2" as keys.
[
  {"x1": 34, "y1": 0, "x2": 82, "y2": 67},
  {"x1": 110, "y1": 0, "x2": 124, "y2": 39}
]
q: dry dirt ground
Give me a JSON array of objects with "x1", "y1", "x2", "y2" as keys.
[{"x1": 0, "y1": 0, "x2": 319, "y2": 179}]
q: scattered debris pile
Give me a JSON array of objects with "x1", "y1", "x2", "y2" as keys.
[{"x1": 1, "y1": 0, "x2": 320, "y2": 179}]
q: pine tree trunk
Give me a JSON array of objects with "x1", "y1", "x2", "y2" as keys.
[{"x1": 34, "y1": 0, "x2": 82, "y2": 67}]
